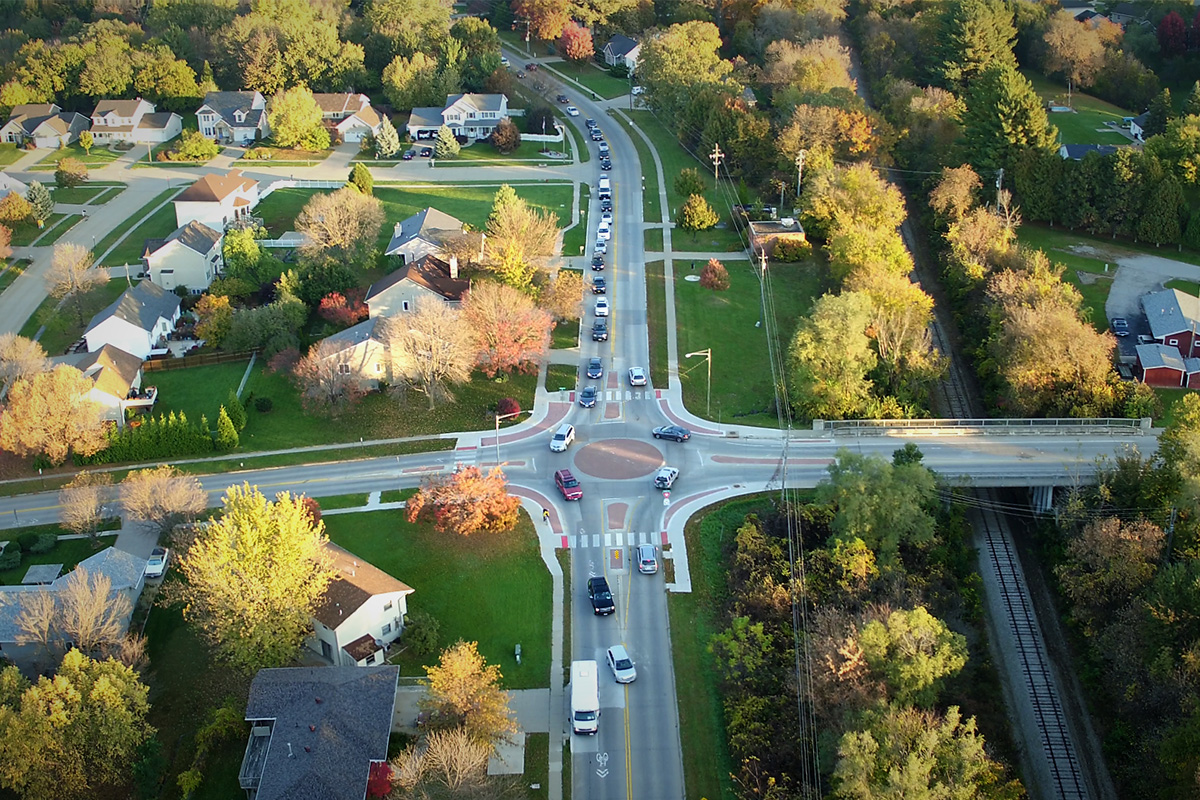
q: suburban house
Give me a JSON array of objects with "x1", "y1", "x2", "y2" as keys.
[
  {"x1": 1060, "y1": 0, "x2": 1097, "y2": 19},
  {"x1": 1058, "y1": 144, "x2": 1121, "y2": 160},
  {"x1": 312, "y1": 93, "x2": 385, "y2": 143},
  {"x1": 308, "y1": 543, "x2": 414, "y2": 667},
  {"x1": 601, "y1": 34, "x2": 641, "y2": 73},
  {"x1": 52, "y1": 344, "x2": 157, "y2": 425},
  {"x1": 196, "y1": 91, "x2": 270, "y2": 144},
  {"x1": 314, "y1": 317, "x2": 392, "y2": 390},
  {"x1": 748, "y1": 217, "x2": 808, "y2": 257},
  {"x1": 173, "y1": 170, "x2": 260, "y2": 230},
  {"x1": 1136, "y1": 343, "x2": 1200, "y2": 388},
  {"x1": 89, "y1": 99, "x2": 182, "y2": 145},
  {"x1": 238, "y1": 666, "x2": 399, "y2": 800},
  {"x1": 1131, "y1": 112, "x2": 1150, "y2": 142},
  {"x1": 0, "y1": 546, "x2": 148, "y2": 673},
  {"x1": 143, "y1": 220, "x2": 224, "y2": 293},
  {"x1": 406, "y1": 93, "x2": 510, "y2": 141},
  {"x1": 0, "y1": 103, "x2": 88, "y2": 149},
  {"x1": 84, "y1": 280, "x2": 182, "y2": 360},
  {"x1": 0, "y1": 173, "x2": 28, "y2": 197},
  {"x1": 367, "y1": 254, "x2": 469, "y2": 317},
  {"x1": 1141, "y1": 288, "x2": 1200, "y2": 358},
  {"x1": 384, "y1": 207, "x2": 469, "y2": 263},
  {"x1": 1108, "y1": 2, "x2": 1145, "y2": 25}
]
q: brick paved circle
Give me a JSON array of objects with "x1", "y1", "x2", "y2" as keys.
[{"x1": 574, "y1": 439, "x2": 663, "y2": 479}]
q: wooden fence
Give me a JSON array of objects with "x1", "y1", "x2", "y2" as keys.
[{"x1": 143, "y1": 350, "x2": 256, "y2": 372}]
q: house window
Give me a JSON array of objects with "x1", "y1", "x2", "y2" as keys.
[
  {"x1": 1169, "y1": 339, "x2": 1180, "y2": 346},
  {"x1": 365, "y1": 652, "x2": 376, "y2": 664},
  {"x1": 382, "y1": 623, "x2": 392, "y2": 635},
  {"x1": 402, "y1": 301, "x2": 410, "y2": 312},
  {"x1": 338, "y1": 364, "x2": 351, "y2": 375},
  {"x1": 384, "y1": 601, "x2": 393, "y2": 611}
]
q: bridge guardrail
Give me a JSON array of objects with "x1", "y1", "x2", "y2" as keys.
[{"x1": 814, "y1": 417, "x2": 1152, "y2": 435}]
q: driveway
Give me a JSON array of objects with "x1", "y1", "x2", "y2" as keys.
[{"x1": 1107, "y1": 253, "x2": 1200, "y2": 318}]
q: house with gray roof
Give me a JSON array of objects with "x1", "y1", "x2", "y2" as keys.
[
  {"x1": 84, "y1": 280, "x2": 182, "y2": 360},
  {"x1": 52, "y1": 343, "x2": 156, "y2": 426},
  {"x1": 143, "y1": 220, "x2": 224, "y2": 293},
  {"x1": 406, "y1": 93, "x2": 511, "y2": 141},
  {"x1": 196, "y1": 91, "x2": 270, "y2": 145},
  {"x1": 1141, "y1": 288, "x2": 1200, "y2": 359},
  {"x1": 0, "y1": 103, "x2": 89, "y2": 149},
  {"x1": 312, "y1": 93, "x2": 386, "y2": 143},
  {"x1": 1131, "y1": 111, "x2": 1151, "y2": 142},
  {"x1": 0, "y1": 545, "x2": 147, "y2": 673},
  {"x1": 90, "y1": 98, "x2": 182, "y2": 145},
  {"x1": 602, "y1": 34, "x2": 642, "y2": 73},
  {"x1": 1058, "y1": 143, "x2": 1121, "y2": 160},
  {"x1": 1136, "y1": 342, "x2": 1200, "y2": 388},
  {"x1": 238, "y1": 666, "x2": 399, "y2": 800},
  {"x1": 383, "y1": 207, "x2": 470, "y2": 264},
  {"x1": 315, "y1": 317, "x2": 391, "y2": 390}
]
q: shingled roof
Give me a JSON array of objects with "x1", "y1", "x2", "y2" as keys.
[
  {"x1": 145, "y1": 220, "x2": 222, "y2": 259},
  {"x1": 367, "y1": 254, "x2": 470, "y2": 304},
  {"x1": 85, "y1": 280, "x2": 181, "y2": 337},
  {"x1": 175, "y1": 170, "x2": 257, "y2": 203},
  {"x1": 72, "y1": 344, "x2": 142, "y2": 398},
  {"x1": 384, "y1": 207, "x2": 466, "y2": 255},
  {"x1": 198, "y1": 91, "x2": 266, "y2": 129},
  {"x1": 312, "y1": 542, "x2": 413, "y2": 630}
]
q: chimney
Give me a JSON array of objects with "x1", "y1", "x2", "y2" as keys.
[
  {"x1": 287, "y1": 743, "x2": 295, "y2": 758},
  {"x1": 449, "y1": 254, "x2": 459, "y2": 279}
]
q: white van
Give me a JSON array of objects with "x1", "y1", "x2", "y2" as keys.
[
  {"x1": 550, "y1": 423, "x2": 575, "y2": 452},
  {"x1": 598, "y1": 176, "x2": 611, "y2": 193},
  {"x1": 570, "y1": 660, "x2": 600, "y2": 734}
]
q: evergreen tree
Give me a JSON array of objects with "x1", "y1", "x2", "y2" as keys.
[
  {"x1": 1138, "y1": 174, "x2": 1185, "y2": 246},
  {"x1": 962, "y1": 62, "x2": 1058, "y2": 174},
  {"x1": 225, "y1": 389, "x2": 247, "y2": 431},
  {"x1": 1013, "y1": 148, "x2": 1063, "y2": 224},
  {"x1": 434, "y1": 125, "x2": 460, "y2": 159},
  {"x1": 1182, "y1": 209, "x2": 1200, "y2": 251},
  {"x1": 1185, "y1": 81, "x2": 1200, "y2": 117},
  {"x1": 215, "y1": 406, "x2": 239, "y2": 450},
  {"x1": 374, "y1": 116, "x2": 401, "y2": 158},
  {"x1": 25, "y1": 181, "x2": 52, "y2": 227},
  {"x1": 348, "y1": 162, "x2": 373, "y2": 195},
  {"x1": 1145, "y1": 88, "x2": 1173, "y2": 139},
  {"x1": 1101, "y1": 148, "x2": 1145, "y2": 239},
  {"x1": 935, "y1": 0, "x2": 1018, "y2": 88},
  {"x1": 198, "y1": 60, "x2": 217, "y2": 94}
]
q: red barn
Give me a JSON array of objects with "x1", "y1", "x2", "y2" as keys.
[
  {"x1": 1136, "y1": 343, "x2": 1200, "y2": 387},
  {"x1": 1141, "y1": 288, "x2": 1200, "y2": 358}
]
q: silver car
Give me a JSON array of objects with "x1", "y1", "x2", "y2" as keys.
[
  {"x1": 606, "y1": 644, "x2": 637, "y2": 683},
  {"x1": 637, "y1": 543, "x2": 659, "y2": 574}
]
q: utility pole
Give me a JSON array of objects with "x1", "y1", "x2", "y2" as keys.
[
  {"x1": 685, "y1": 349, "x2": 712, "y2": 417},
  {"x1": 709, "y1": 143, "x2": 724, "y2": 181},
  {"x1": 995, "y1": 168, "x2": 1004, "y2": 209},
  {"x1": 795, "y1": 149, "x2": 805, "y2": 199}
]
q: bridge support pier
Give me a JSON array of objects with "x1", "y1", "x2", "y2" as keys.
[{"x1": 1030, "y1": 485, "x2": 1054, "y2": 514}]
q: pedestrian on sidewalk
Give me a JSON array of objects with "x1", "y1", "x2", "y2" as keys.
[{"x1": 542, "y1": 507, "x2": 550, "y2": 522}]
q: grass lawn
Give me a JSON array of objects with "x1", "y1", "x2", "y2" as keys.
[
  {"x1": 36, "y1": 213, "x2": 82, "y2": 246},
  {"x1": 544, "y1": 61, "x2": 632, "y2": 100},
  {"x1": 668, "y1": 495, "x2": 775, "y2": 800},
  {"x1": 1018, "y1": 225, "x2": 1128, "y2": 331},
  {"x1": 26, "y1": 278, "x2": 127, "y2": 355},
  {"x1": 552, "y1": 317, "x2": 580, "y2": 349},
  {"x1": 0, "y1": 144, "x2": 22, "y2": 166},
  {"x1": 147, "y1": 360, "x2": 251, "y2": 421},
  {"x1": 0, "y1": 533, "x2": 116, "y2": 585},
  {"x1": 645, "y1": 261, "x2": 669, "y2": 388},
  {"x1": 0, "y1": 258, "x2": 28, "y2": 294},
  {"x1": 52, "y1": 185, "x2": 106, "y2": 204},
  {"x1": 37, "y1": 142, "x2": 121, "y2": 167},
  {"x1": 253, "y1": 187, "x2": 318, "y2": 236},
  {"x1": 9, "y1": 219, "x2": 46, "y2": 246},
  {"x1": 238, "y1": 145, "x2": 333, "y2": 165},
  {"x1": 645, "y1": 227, "x2": 663, "y2": 251},
  {"x1": 454, "y1": 140, "x2": 559, "y2": 161},
  {"x1": 1155, "y1": 388, "x2": 1189, "y2": 427},
  {"x1": 101, "y1": 201, "x2": 178, "y2": 266},
  {"x1": 675, "y1": 259, "x2": 822, "y2": 426},
  {"x1": 561, "y1": 183, "x2": 589, "y2": 256},
  {"x1": 1021, "y1": 70, "x2": 1133, "y2": 146},
  {"x1": 523, "y1": 733, "x2": 549, "y2": 799},
  {"x1": 323, "y1": 505, "x2": 552, "y2": 688},
  {"x1": 565, "y1": 122, "x2": 587, "y2": 163},
  {"x1": 315, "y1": 493, "x2": 369, "y2": 510},
  {"x1": 546, "y1": 363, "x2": 577, "y2": 392},
  {"x1": 94, "y1": 187, "x2": 179, "y2": 260},
  {"x1": 91, "y1": 185, "x2": 125, "y2": 204},
  {"x1": 611, "y1": 114, "x2": 661, "y2": 222}
]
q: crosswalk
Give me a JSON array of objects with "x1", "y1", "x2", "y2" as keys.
[
  {"x1": 558, "y1": 390, "x2": 653, "y2": 402},
  {"x1": 562, "y1": 531, "x2": 666, "y2": 549}
]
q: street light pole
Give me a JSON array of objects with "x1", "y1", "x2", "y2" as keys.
[
  {"x1": 685, "y1": 349, "x2": 712, "y2": 417},
  {"x1": 494, "y1": 409, "x2": 531, "y2": 465}
]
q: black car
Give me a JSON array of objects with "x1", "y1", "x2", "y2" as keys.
[
  {"x1": 652, "y1": 425, "x2": 691, "y2": 442},
  {"x1": 401, "y1": 150, "x2": 415, "y2": 160},
  {"x1": 419, "y1": 146, "x2": 432, "y2": 157},
  {"x1": 600, "y1": 160, "x2": 611, "y2": 171},
  {"x1": 585, "y1": 118, "x2": 597, "y2": 128},
  {"x1": 600, "y1": 198, "x2": 613, "y2": 212},
  {"x1": 592, "y1": 320, "x2": 608, "y2": 341},
  {"x1": 556, "y1": 93, "x2": 569, "y2": 103},
  {"x1": 591, "y1": 255, "x2": 605, "y2": 271},
  {"x1": 592, "y1": 276, "x2": 606, "y2": 294},
  {"x1": 588, "y1": 576, "x2": 615, "y2": 615},
  {"x1": 579, "y1": 385, "x2": 598, "y2": 408},
  {"x1": 586, "y1": 357, "x2": 604, "y2": 379}
]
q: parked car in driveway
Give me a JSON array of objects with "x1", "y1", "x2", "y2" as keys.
[
  {"x1": 627, "y1": 367, "x2": 647, "y2": 386},
  {"x1": 606, "y1": 644, "x2": 637, "y2": 682},
  {"x1": 402, "y1": 150, "x2": 415, "y2": 160},
  {"x1": 419, "y1": 146, "x2": 432, "y2": 157},
  {"x1": 579, "y1": 385, "x2": 598, "y2": 408},
  {"x1": 1111, "y1": 317, "x2": 1130, "y2": 336},
  {"x1": 652, "y1": 425, "x2": 690, "y2": 442},
  {"x1": 556, "y1": 468, "x2": 583, "y2": 500},
  {"x1": 637, "y1": 543, "x2": 659, "y2": 574},
  {"x1": 586, "y1": 357, "x2": 604, "y2": 378},
  {"x1": 144, "y1": 547, "x2": 169, "y2": 578}
]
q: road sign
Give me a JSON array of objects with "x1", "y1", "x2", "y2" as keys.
[
  {"x1": 663, "y1": 490, "x2": 670, "y2": 507},
  {"x1": 609, "y1": 548, "x2": 623, "y2": 571}
]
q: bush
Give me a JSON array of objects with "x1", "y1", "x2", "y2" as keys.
[
  {"x1": 254, "y1": 396, "x2": 274, "y2": 413},
  {"x1": 496, "y1": 397, "x2": 521, "y2": 416},
  {"x1": 29, "y1": 533, "x2": 57, "y2": 554},
  {"x1": 0, "y1": 544, "x2": 20, "y2": 571},
  {"x1": 17, "y1": 532, "x2": 38, "y2": 552},
  {"x1": 772, "y1": 239, "x2": 812, "y2": 262},
  {"x1": 78, "y1": 411, "x2": 215, "y2": 465},
  {"x1": 402, "y1": 610, "x2": 441, "y2": 656}
]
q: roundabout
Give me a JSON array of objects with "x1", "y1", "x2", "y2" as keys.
[{"x1": 572, "y1": 438, "x2": 664, "y2": 479}]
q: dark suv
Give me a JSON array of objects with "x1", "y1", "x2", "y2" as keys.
[
  {"x1": 592, "y1": 320, "x2": 608, "y2": 341},
  {"x1": 588, "y1": 576, "x2": 615, "y2": 615}
]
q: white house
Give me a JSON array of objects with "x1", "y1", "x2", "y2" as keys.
[
  {"x1": 84, "y1": 280, "x2": 181, "y2": 360},
  {"x1": 173, "y1": 169, "x2": 260, "y2": 230},
  {"x1": 318, "y1": 317, "x2": 392, "y2": 389},
  {"x1": 311, "y1": 92, "x2": 385, "y2": 143},
  {"x1": 52, "y1": 344, "x2": 156, "y2": 426},
  {"x1": 406, "y1": 93, "x2": 510, "y2": 141},
  {"x1": 0, "y1": 173, "x2": 28, "y2": 197},
  {"x1": 366, "y1": 254, "x2": 469, "y2": 318},
  {"x1": 143, "y1": 220, "x2": 223, "y2": 293},
  {"x1": 0, "y1": 546, "x2": 147, "y2": 673},
  {"x1": 1131, "y1": 111, "x2": 1150, "y2": 142},
  {"x1": 601, "y1": 34, "x2": 641, "y2": 74},
  {"x1": 89, "y1": 98, "x2": 182, "y2": 145},
  {"x1": 0, "y1": 103, "x2": 89, "y2": 149},
  {"x1": 195, "y1": 91, "x2": 269, "y2": 144},
  {"x1": 383, "y1": 207, "x2": 470, "y2": 263},
  {"x1": 307, "y1": 543, "x2": 414, "y2": 667}
]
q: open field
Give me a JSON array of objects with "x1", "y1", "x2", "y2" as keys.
[
  {"x1": 674, "y1": 259, "x2": 823, "y2": 426},
  {"x1": 542, "y1": 61, "x2": 632, "y2": 100},
  {"x1": 1022, "y1": 70, "x2": 1133, "y2": 146},
  {"x1": 323, "y1": 504, "x2": 552, "y2": 688}
]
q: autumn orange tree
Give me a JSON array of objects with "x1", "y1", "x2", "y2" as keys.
[
  {"x1": 406, "y1": 466, "x2": 521, "y2": 536},
  {"x1": 699, "y1": 258, "x2": 730, "y2": 291},
  {"x1": 560, "y1": 22, "x2": 593, "y2": 64},
  {"x1": 422, "y1": 640, "x2": 517, "y2": 744},
  {"x1": 0, "y1": 365, "x2": 106, "y2": 463},
  {"x1": 462, "y1": 281, "x2": 552, "y2": 377}
]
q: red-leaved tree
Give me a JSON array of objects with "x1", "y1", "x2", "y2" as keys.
[
  {"x1": 560, "y1": 22, "x2": 594, "y2": 64},
  {"x1": 318, "y1": 290, "x2": 368, "y2": 328},
  {"x1": 512, "y1": 0, "x2": 570, "y2": 41},
  {"x1": 497, "y1": 397, "x2": 520, "y2": 416},
  {"x1": 406, "y1": 466, "x2": 521, "y2": 536},
  {"x1": 301, "y1": 496, "x2": 321, "y2": 526},
  {"x1": 462, "y1": 282, "x2": 552, "y2": 377},
  {"x1": 366, "y1": 761, "x2": 392, "y2": 798},
  {"x1": 1159, "y1": 10, "x2": 1187, "y2": 56},
  {"x1": 699, "y1": 258, "x2": 730, "y2": 291}
]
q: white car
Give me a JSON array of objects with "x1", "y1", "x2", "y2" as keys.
[
  {"x1": 144, "y1": 547, "x2": 169, "y2": 579},
  {"x1": 601, "y1": 211, "x2": 613, "y2": 224},
  {"x1": 500, "y1": 56, "x2": 510, "y2": 67},
  {"x1": 631, "y1": 86, "x2": 645, "y2": 95},
  {"x1": 595, "y1": 297, "x2": 609, "y2": 317},
  {"x1": 606, "y1": 644, "x2": 637, "y2": 683},
  {"x1": 653, "y1": 466, "x2": 678, "y2": 489},
  {"x1": 597, "y1": 221, "x2": 611, "y2": 240},
  {"x1": 594, "y1": 239, "x2": 607, "y2": 255},
  {"x1": 565, "y1": 106, "x2": 580, "y2": 116},
  {"x1": 628, "y1": 367, "x2": 647, "y2": 386}
]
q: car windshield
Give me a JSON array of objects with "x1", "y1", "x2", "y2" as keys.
[
  {"x1": 615, "y1": 657, "x2": 633, "y2": 669},
  {"x1": 576, "y1": 710, "x2": 597, "y2": 721},
  {"x1": 563, "y1": 477, "x2": 578, "y2": 487},
  {"x1": 597, "y1": 590, "x2": 612, "y2": 600}
]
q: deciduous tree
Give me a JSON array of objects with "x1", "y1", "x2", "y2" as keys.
[
  {"x1": 675, "y1": 168, "x2": 707, "y2": 199},
  {"x1": 0, "y1": 649, "x2": 154, "y2": 800},
  {"x1": 422, "y1": 640, "x2": 518, "y2": 744},
  {"x1": 490, "y1": 117, "x2": 521, "y2": 154},
  {"x1": 54, "y1": 157, "x2": 89, "y2": 189},
  {"x1": 462, "y1": 281, "x2": 552, "y2": 377},
  {"x1": 1055, "y1": 517, "x2": 1164, "y2": 634},
  {"x1": 169, "y1": 484, "x2": 335, "y2": 671},
  {"x1": 676, "y1": 194, "x2": 719, "y2": 241},
  {"x1": 194, "y1": 294, "x2": 233, "y2": 346},
  {"x1": 121, "y1": 466, "x2": 207, "y2": 535},
  {"x1": 512, "y1": 0, "x2": 571, "y2": 41},
  {"x1": 1042, "y1": 9, "x2": 1104, "y2": 106},
  {"x1": 559, "y1": 22, "x2": 593, "y2": 64},
  {"x1": 46, "y1": 243, "x2": 104, "y2": 325},
  {"x1": 637, "y1": 21, "x2": 736, "y2": 119},
  {"x1": 789, "y1": 292, "x2": 877, "y2": 420},
  {"x1": 59, "y1": 472, "x2": 112, "y2": 543},
  {"x1": 929, "y1": 165, "x2": 982, "y2": 225},
  {"x1": 483, "y1": 189, "x2": 558, "y2": 291},
  {"x1": 801, "y1": 162, "x2": 906, "y2": 240},
  {"x1": 381, "y1": 52, "x2": 449, "y2": 111},
  {"x1": 0, "y1": 366, "x2": 106, "y2": 464},
  {"x1": 381, "y1": 302, "x2": 474, "y2": 409},
  {"x1": 267, "y1": 86, "x2": 325, "y2": 150},
  {"x1": 406, "y1": 466, "x2": 521, "y2": 536},
  {"x1": 1158, "y1": 10, "x2": 1187, "y2": 56},
  {"x1": 317, "y1": 291, "x2": 368, "y2": 328},
  {"x1": 291, "y1": 338, "x2": 368, "y2": 416},
  {"x1": 859, "y1": 607, "x2": 968, "y2": 706},
  {"x1": 539, "y1": 268, "x2": 583, "y2": 321},
  {"x1": 296, "y1": 187, "x2": 385, "y2": 267},
  {"x1": 58, "y1": 566, "x2": 133, "y2": 656},
  {"x1": 0, "y1": 333, "x2": 46, "y2": 386},
  {"x1": 0, "y1": 192, "x2": 31, "y2": 225},
  {"x1": 24, "y1": 181, "x2": 52, "y2": 228},
  {"x1": 700, "y1": 258, "x2": 730, "y2": 291}
]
